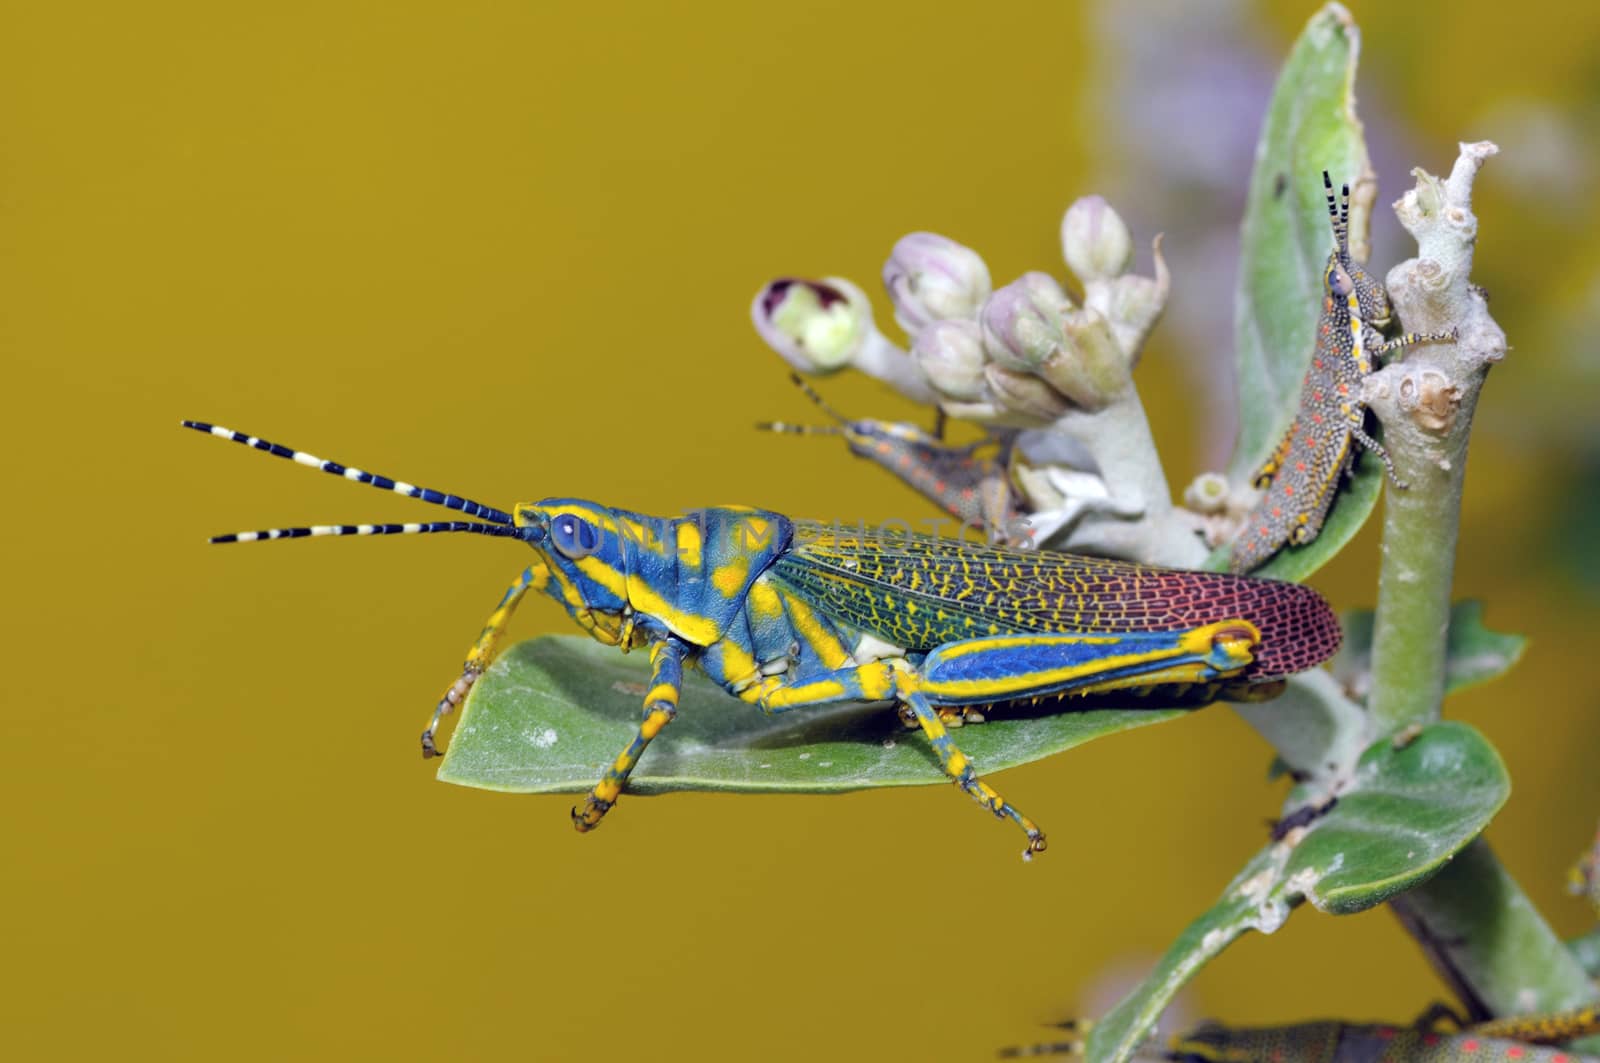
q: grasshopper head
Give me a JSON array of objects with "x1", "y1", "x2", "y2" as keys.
[
  {"x1": 513, "y1": 499, "x2": 646, "y2": 647},
  {"x1": 1322, "y1": 171, "x2": 1392, "y2": 329}
]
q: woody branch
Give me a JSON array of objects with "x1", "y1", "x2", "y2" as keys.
[{"x1": 1361, "y1": 142, "x2": 1599, "y2": 1023}]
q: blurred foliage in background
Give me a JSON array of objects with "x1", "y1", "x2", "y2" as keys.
[{"x1": 2, "y1": 1, "x2": 1596, "y2": 1059}]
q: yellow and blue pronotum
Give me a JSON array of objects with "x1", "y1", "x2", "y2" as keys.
[{"x1": 183, "y1": 420, "x2": 1342, "y2": 857}]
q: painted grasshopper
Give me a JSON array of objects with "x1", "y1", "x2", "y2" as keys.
[{"x1": 184, "y1": 420, "x2": 1341, "y2": 856}]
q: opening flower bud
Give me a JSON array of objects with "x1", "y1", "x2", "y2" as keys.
[
  {"x1": 750, "y1": 277, "x2": 872, "y2": 373},
  {"x1": 882, "y1": 232, "x2": 991, "y2": 333},
  {"x1": 1061, "y1": 195, "x2": 1134, "y2": 284}
]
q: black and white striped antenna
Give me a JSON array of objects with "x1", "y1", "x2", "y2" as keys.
[
  {"x1": 182, "y1": 420, "x2": 520, "y2": 543},
  {"x1": 755, "y1": 372, "x2": 853, "y2": 436},
  {"x1": 1322, "y1": 170, "x2": 1351, "y2": 258}
]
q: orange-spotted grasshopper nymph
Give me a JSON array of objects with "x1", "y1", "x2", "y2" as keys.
[
  {"x1": 757, "y1": 372, "x2": 1026, "y2": 544},
  {"x1": 1229, "y1": 172, "x2": 1457, "y2": 573},
  {"x1": 183, "y1": 420, "x2": 1342, "y2": 857}
]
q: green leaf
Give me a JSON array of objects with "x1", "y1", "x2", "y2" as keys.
[
  {"x1": 1214, "y1": 2, "x2": 1374, "y2": 581},
  {"x1": 436, "y1": 635, "x2": 1187, "y2": 794},
  {"x1": 1332, "y1": 600, "x2": 1528, "y2": 703},
  {"x1": 1086, "y1": 721, "x2": 1509, "y2": 1063},
  {"x1": 1571, "y1": 928, "x2": 1600, "y2": 980}
]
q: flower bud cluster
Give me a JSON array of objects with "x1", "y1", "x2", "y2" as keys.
[{"x1": 751, "y1": 196, "x2": 1169, "y2": 426}]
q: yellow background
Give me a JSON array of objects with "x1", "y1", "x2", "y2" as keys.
[{"x1": 5, "y1": 2, "x2": 1597, "y2": 1059}]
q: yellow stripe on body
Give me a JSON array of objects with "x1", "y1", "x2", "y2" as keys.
[
  {"x1": 715, "y1": 638, "x2": 762, "y2": 691},
  {"x1": 1346, "y1": 290, "x2": 1369, "y2": 373},
  {"x1": 770, "y1": 581, "x2": 853, "y2": 670},
  {"x1": 932, "y1": 632, "x2": 1121, "y2": 660},
  {"x1": 544, "y1": 563, "x2": 589, "y2": 612},
  {"x1": 711, "y1": 555, "x2": 750, "y2": 598},
  {"x1": 745, "y1": 578, "x2": 786, "y2": 622},
  {"x1": 758, "y1": 678, "x2": 848, "y2": 710},
  {"x1": 921, "y1": 650, "x2": 1200, "y2": 703},
  {"x1": 919, "y1": 624, "x2": 1256, "y2": 703},
  {"x1": 572, "y1": 555, "x2": 720, "y2": 646},
  {"x1": 675, "y1": 521, "x2": 703, "y2": 568}
]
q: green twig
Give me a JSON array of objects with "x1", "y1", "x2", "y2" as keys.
[{"x1": 1391, "y1": 841, "x2": 1600, "y2": 1019}]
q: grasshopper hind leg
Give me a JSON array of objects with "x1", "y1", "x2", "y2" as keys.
[{"x1": 900, "y1": 689, "x2": 1047, "y2": 860}]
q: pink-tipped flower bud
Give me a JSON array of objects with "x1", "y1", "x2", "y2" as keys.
[
  {"x1": 750, "y1": 277, "x2": 873, "y2": 373},
  {"x1": 882, "y1": 232, "x2": 991, "y2": 333},
  {"x1": 979, "y1": 272, "x2": 1074, "y2": 372},
  {"x1": 911, "y1": 320, "x2": 987, "y2": 401},
  {"x1": 1060, "y1": 195, "x2": 1134, "y2": 284}
]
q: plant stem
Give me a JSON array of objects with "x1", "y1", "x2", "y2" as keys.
[
  {"x1": 1365, "y1": 420, "x2": 1473, "y2": 736},
  {"x1": 1366, "y1": 145, "x2": 1600, "y2": 1019},
  {"x1": 1364, "y1": 145, "x2": 1500, "y2": 737},
  {"x1": 1043, "y1": 392, "x2": 1209, "y2": 567},
  {"x1": 1392, "y1": 841, "x2": 1600, "y2": 1018}
]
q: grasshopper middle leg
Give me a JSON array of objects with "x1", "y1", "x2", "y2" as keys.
[{"x1": 573, "y1": 637, "x2": 688, "y2": 832}]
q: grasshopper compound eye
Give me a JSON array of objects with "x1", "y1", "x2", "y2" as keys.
[
  {"x1": 1327, "y1": 262, "x2": 1354, "y2": 298},
  {"x1": 551, "y1": 515, "x2": 601, "y2": 559}
]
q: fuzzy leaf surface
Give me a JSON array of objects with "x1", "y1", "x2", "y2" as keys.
[{"x1": 437, "y1": 636, "x2": 1188, "y2": 794}]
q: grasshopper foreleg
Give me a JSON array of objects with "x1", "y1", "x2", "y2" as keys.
[
  {"x1": 573, "y1": 637, "x2": 688, "y2": 832},
  {"x1": 422, "y1": 565, "x2": 540, "y2": 758}
]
